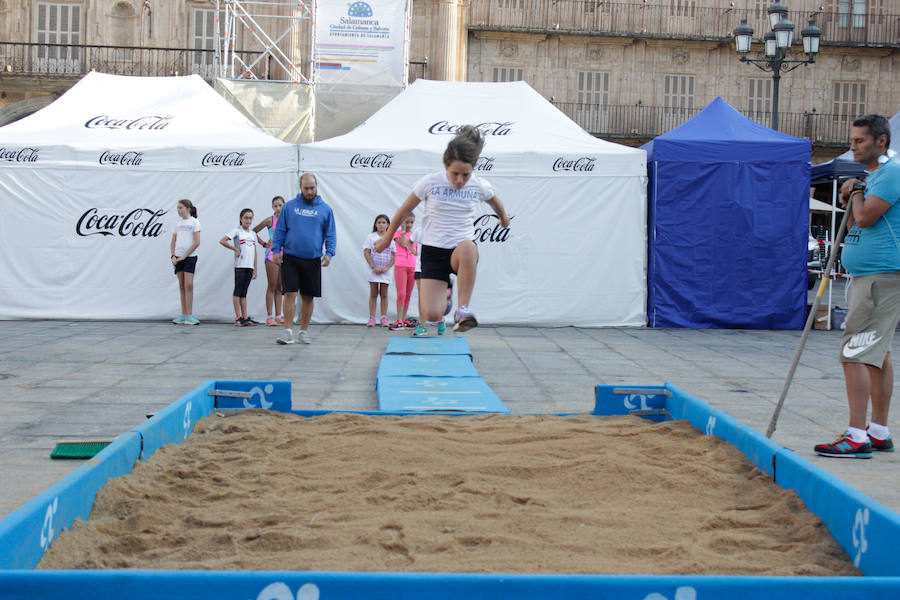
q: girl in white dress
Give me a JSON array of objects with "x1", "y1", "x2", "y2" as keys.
[{"x1": 363, "y1": 214, "x2": 395, "y2": 327}]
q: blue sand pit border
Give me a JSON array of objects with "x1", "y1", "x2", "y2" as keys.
[{"x1": 1, "y1": 379, "x2": 899, "y2": 597}]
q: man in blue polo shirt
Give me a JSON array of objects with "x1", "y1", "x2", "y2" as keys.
[
  {"x1": 271, "y1": 173, "x2": 336, "y2": 345},
  {"x1": 815, "y1": 114, "x2": 900, "y2": 458}
]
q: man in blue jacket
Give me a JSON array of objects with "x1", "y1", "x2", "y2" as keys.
[{"x1": 272, "y1": 173, "x2": 336, "y2": 345}]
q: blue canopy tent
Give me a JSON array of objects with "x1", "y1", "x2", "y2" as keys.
[{"x1": 642, "y1": 97, "x2": 811, "y2": 329}]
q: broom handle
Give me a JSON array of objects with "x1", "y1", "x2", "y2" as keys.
[{"x1": 766, "y1": 196, "x2": 854, "y2": 439}]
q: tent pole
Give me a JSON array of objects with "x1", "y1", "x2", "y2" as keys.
[{"x1": 766, "y1": 195, "x2": 853, "y2": 438}]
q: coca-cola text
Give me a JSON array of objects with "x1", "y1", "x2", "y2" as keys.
[
  {"x1": 428, "y1": 121, "x2": 513, "y2": 136},
  {"x1": 85, "y1": 115, "x2": 173, "y2": 131},
  {"x1": 99, "y1": 150, "x2": 144, "y2": 166},
  {"x1": 473, "y1": 214, "x2": 512, "y2": 244},
  {"x1": 552, "y1": 157, "x2": 596, "y2": 172},
  {"x1": 76, "y1": 208, "x2": 167, "y2": 238},
  {"x1": 350, "y1": 153, "x2": 394, "y2": 168},
  {"x1": 0, "y1": 147, "x2": 40, "y2": 163},
  {"x1": 201, "y1": 152, "x2": 246, "y2": 167}
]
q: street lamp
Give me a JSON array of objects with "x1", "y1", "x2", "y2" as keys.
[{"x1": 733, "y1": 3, "x2": 822, "y2": 131}]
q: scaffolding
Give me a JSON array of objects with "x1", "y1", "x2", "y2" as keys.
[{"x1": 214, "y1": 0, "x2": 316, "y2": 84}]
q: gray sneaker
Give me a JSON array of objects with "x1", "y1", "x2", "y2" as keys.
[
  {"x1": 276, "y1": 330, "x2": 295, "y2": 345},
  {"x1": 453, "y1": 306, "x2": 478, "y2": 332},
  {"x1": 298, "y1": 330, "x2": 311, "y2": 344}
]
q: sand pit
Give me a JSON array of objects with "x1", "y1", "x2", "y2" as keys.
[{"x1": 38, "y1": 411, "x2": 858, "y2": 575}]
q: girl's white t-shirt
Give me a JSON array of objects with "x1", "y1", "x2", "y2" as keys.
[
  {"x1": 225, "y1": 227, "x2": 257, "y2": 269},
  {"x1": 174, "y1": 217, "x2": 201, "y2": 257},
  {"x1": 412, "y1": 171, "x2": 494, "y2": 249}
]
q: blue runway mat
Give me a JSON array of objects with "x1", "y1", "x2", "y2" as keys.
[
  {"x1": 385, "y1": 337, "x2": 472, "y2": 357},
  {"x1": 377, "y1": 354, "x2": 480, "y2": 378},
  {"x1": 377, "y1": 376, "x2": 509, "y2": 413}
]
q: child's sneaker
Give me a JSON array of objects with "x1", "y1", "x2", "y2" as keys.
[
  {"x1": 437, "y1": 319, "x2": 446, "y2": 335},
  {"x1": 367, "y1": 316, "x2": 376, "y2": 327},
  {"x1": 235, "y1": 318, "x2": 246, "y2": 327},
  {"x1": 389, "y1": 320, "x2": 406, "y2": 330},
  {"x1": 276, "y1": 315, "x2": 285, "y2": 324},
  {"x1": 452, "y1": 306, "x2": 478, "y2": 332},
  {"x1": 412, "y1": 324, "x2": 429, "y2": 337},
  {"x1": 266, "y1": 317, "x2": 277, "y2": 326},
  {"x1": 244, "y1": 317, "x2": 260, "y2": 326},
  {"x1": 814, "y1": 433, "x2": 873, "y2": 458},
  {"x1": 184, "y1": 315, "x2": 200, "y2": 325},
  {"x1": 172, "y1": 314, "x2": 186, "y2": 324},
  {"x1": 276, "y1": 330, "x2": 295, "y2": 345},
  {"x1": 381, "y1": 316, "x2": 389, "y2": 327},
  {"x1": 403, "y1": 320, "x2": 413, "y2": 328},
  {"x1": 867, "y1": 426, "x2": 895, "y2": 452}
]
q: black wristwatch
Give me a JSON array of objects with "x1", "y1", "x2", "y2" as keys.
[{"x1": 851, "y1": 181, "x2": 867, "y2": 193}]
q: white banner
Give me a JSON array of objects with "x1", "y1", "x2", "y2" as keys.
[{"x1": 315, "y1": 0, "x2": 410, "y2": 86}]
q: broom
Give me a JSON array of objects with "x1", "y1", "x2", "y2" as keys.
[{"x1": 50, "y1": 439, "x2": 114, "y2": 460}]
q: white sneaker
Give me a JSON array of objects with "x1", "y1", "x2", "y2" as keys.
[
  {"x1": 276, "y1": 330, "x2": 295, "y2": 345},
  {"x1": 298, "y1": 330, "x2": 311, "y2": 344}
]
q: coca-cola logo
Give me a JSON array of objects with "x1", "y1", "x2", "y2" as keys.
[
  {"x1": 427, "y1": 121, "x2": 514, "y2": 136},
  {"x1": 85, "y1": 115, "x2": 173, "y2": 131},
  {"x1": 99, "y1": 150, "x2": 144, "y2": 166},
  {"x1": 473, "y1": 214, "x2": 512, "y2": 244},
  {"x1": 75, "y1": 208, "x2": 167, "y2": 238},
  {"x1": 475, "y1": 156, "x2": 494, "y2": 172},
  {"x1": 350, "y1": 152, "x2": 394, "y2": 168},
  {"x1": 0, "y1": 147, "x2": 40, "y2": 163},
  {"x1": 552, "y1": 157, "x2": 596, "y2": 172},
  {"x1": 201, "y1": 151, "x2": 246, "y2": 167}
]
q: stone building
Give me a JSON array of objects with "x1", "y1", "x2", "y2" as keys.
[{"x1": 1, "y1": 0, "x2": 898, "y2": 160}]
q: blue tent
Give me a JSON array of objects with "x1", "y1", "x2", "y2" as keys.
[{"x1": 642, "y1": 97, "x2": 811, "y2": 329}]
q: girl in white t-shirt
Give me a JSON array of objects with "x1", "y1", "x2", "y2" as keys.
[
  {"x1": 375, "y1": 126, "x2": 510, "y2": 335},
  {"x1": 219, "y1": 208, "x2": 259, "y2": 327},
  {"x1": 170, "y1": 199, "x2": 201, "y2": 325},
  {"x1": 363, "y1": 214, "x2": 395, "y2": 327}
]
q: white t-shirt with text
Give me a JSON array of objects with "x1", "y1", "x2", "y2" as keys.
[
  {"x1": 225, "y1": 227, "x2": 257, "y2": 269},
  {"x1": 174, "y1": 217, "x2": 202, "y2": 257},
  {"x1": 412, "y1": 171, "x2": 495, "y2": 249}
]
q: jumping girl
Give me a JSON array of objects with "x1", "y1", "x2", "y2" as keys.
[
  {"x1": 364, "y1": 214, "x2": 395, "y2": 327},
  {"x1": 220, "y1": 208, "x2": 259, "y2": 327},
  {"x1": 170, "y1": 199, "x2": 201, "y2": 325},
  {"x1": 390, "y1": 213, "x2": 418, "y2": 329},
  {"x1": 253, "y1": 195, "x2": 285, "y2": 326},
  {"x1": 374, "y1": 125, "x2": 510, "y2": 334}
]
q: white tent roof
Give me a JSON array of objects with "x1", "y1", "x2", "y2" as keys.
[
  {"x1": 301, "y1": 79, "x2": 645, "y2": 176},
  {"x1": 0, "y1": 72, "x2": 296, "y2": 172}
]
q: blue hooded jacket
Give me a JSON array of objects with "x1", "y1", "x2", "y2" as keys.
[{"x1": 272, "y1": 194, "x2": 336, "y2": 259}]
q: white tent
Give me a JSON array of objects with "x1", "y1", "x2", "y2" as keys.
[
  {"x1": 0, "y1": 72, "x2": 298, "y2": 320},
  {"x1": 300, "y1": 80, "x2": 647, "y2": 327}
]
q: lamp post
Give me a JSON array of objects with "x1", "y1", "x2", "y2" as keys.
[{"x1": 733, "y1": 2, "x2": 822, "y2": 131}]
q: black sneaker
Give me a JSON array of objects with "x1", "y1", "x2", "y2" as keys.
[
  {"x1": 814, "y1": 433, "x2": 873, "y2": 459},
  {"x1": 234, "y1": 318, "x2": 246, "y2": 327},
  {"x1": 244, "y1": 317, "x2": 260, "y2": 326}
]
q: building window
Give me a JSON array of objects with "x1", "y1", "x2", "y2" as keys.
[
  {"x1": 664, "y1": 75, "x2": 694, "y2": 111},
  {"x1": 492, "y1": 67, "x2": 524, "y2": 82},
  {"x1": 838, "y1": 0, "x2": 867, "y2": 28},
  {"x1": 574, "y1": 71, "x2": 609, "y2": 133},
  {"x1": 833, "y1": 81, "x2": 866, "y2": 123},
  {"x1": 748, "y1": 78, "x2": 772, "y2": 126},
  {"x1": 35, "y1": 3, "x2": 81, "y2": 72},
  {"x1": 576, "y1": 71, "x2": 609, "y2": 105},
  {"x1": 192, "y1": 8, "x2": 217, "y2": 77},
  {"x1": 670, "y1": 0, "x2": 696, "y2": 17}
]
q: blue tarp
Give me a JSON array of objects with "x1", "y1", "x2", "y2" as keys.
[{"x1": 642, "y1": 97, "x2": 811, "y2": 329}]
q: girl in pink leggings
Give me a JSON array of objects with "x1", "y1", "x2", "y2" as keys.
[{"x1": 390, "y1": 213, "x2": 418, "y2": 329}]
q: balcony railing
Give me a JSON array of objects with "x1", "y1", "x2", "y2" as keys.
[
  {"x1": 0, "y1": 42, "x2": 266, "y2": 81},
  {"x1": 552, "y1": 102, "x2": 857, "y2": 145},
  {"x1": 469, "y1": 1, "x2": 900, "y2": 47}
]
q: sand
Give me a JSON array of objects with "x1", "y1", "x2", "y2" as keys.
[{"x1": 38, "y1": 410, "x2": 858, "y2": 575}]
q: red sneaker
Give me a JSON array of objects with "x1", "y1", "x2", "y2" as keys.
[
  {"x1": 866, "y1": 426, "x2": 895, "y2": 452},
  {"x1": 814, "y1": 433, "x2": 873, "y2": 458}
]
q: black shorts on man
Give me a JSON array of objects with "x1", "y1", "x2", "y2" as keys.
[{"x1": 280, "y1": 254, "x2": 322, "y2": 297}]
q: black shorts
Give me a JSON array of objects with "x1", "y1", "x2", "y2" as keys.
[
  {"x1": 233, "y1": 268, "x2": 253, "y2": 298},
  {"x1": 420, "y1": 245, "x2": 456, "y2": 284},
  {"x1": 174, "y1": 256, "x2": 197, "y2": 274},
  {"x1": 281, "y1": 254, "x2": 322, "y2": 297}
]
